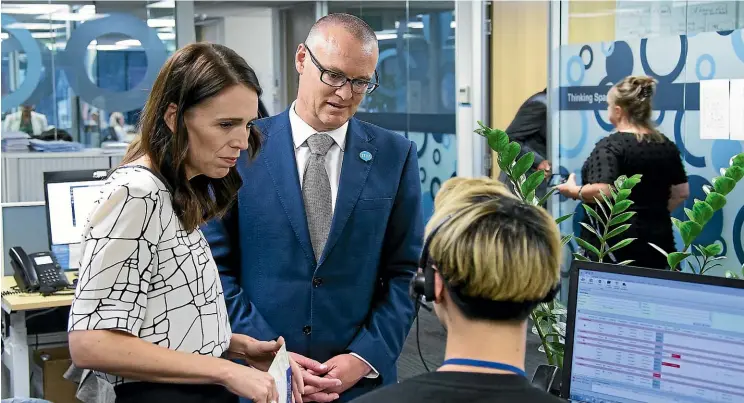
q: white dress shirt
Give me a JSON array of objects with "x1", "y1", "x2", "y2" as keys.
[{"x1": 288, "y1": 103, "x2": 379, "y2": 379}]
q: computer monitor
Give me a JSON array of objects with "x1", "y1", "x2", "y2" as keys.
[
  {"x1": 562, "y1": 261, "x2": 744, "y2": 403},
  {"x1": 43, "y1": 169, "x2": 109, "y2": 269}
]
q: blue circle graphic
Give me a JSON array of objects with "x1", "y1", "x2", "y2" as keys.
[
  {"x1": 1, "y1": 15, "x2": 44, "y2": 112},
  {"x1": 695, "y1": 54, "x2": 716, "y2": 80},
  {"x1": 640, "y1": 36, "x2": 687, "y2": 84},
  {"x1": 593, "y1": 77, "x2": 616, "y2": 132},
  {"x1": 674, "y1": 110, "x2": 706, "y2": 168},
  {"x1": 711, "y1": 140, "x2": 743, "y2": 176},
  {"x1": 58, "y1": 13, "x2": 168, "y2": 112},
  {"x1": 560, "y1": 110, "x2": 588, "y2": 159},
  {"x1": 580, "y1": 45, "x2": 594, "y2": 70},
  {"x1": 732, "y1": 29, "x2": 744, "y2": 63},
  {"x1": 566, "y1": 55, "x2": 585, "y2": 86},
  {"x1": 605, "y1": 41, "x2": 633, "y2": 81},
  {"x1": 601, "y1": 42, "x2": 615, "y2": 56},
  {"x1": 733, "y1": 206, "x2": 744, "y2": 265}
]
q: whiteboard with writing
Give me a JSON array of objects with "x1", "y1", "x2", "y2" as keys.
[{"x1": 615, "y1": 0, "x2": 740, "y2": 40}]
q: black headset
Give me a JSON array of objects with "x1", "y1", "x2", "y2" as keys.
[
  {"x1": 410, "y1": 214, "x2": 453, "y2": 303},
  {"x1": 408, "y1": 200, "x2": 561, "y2": 310}
]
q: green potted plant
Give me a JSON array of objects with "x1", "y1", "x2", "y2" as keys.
[
  {"x1": 475, "y1": 122, "x2": 641, "y2": 371},
  {"x1": 650, "y1": 152, "x2": 744, "y2": 274}
]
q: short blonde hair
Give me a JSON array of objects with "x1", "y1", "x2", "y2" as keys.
[{"x1": 426, "y1": 177, "x2": 561, "y2": 303}]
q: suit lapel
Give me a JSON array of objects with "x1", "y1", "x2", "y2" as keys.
[
  {"x1": 261, "y1": 111, "x2": 315, "y2": 263},
  {"x1": 319, "y1": 119, "x2": 377, "y2": 266}
]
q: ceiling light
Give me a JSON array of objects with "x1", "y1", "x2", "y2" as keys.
[
  {"x1": 147, "y1": 18, "x2": 176, "y2": 28},
  {"x1": 2, "y1": 4, "x2": 67, "y2": 15},
  {"x1": 116, "y1": 39, "x2": 142, "y2": 47},
  {"x1": 35, "y1": 13, "x2": 106, "y2": 22},
  {"x1": 6, "y1": 22, "x2": 66, "y2": 30},
  {"x1": 146, "y1": 0, "x2": 175, "y2": 9},
  {"x1": 31, "y1": 32, "x2": 64, "y2": 39},
  {"x1": 158, "y1": 32, "x2": 176, "y2": 40},
  {"x1": 407, "y1": 21, "x2": 424, "y2": 29}
]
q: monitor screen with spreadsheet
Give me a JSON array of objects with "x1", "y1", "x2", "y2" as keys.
[
  {"x1": 43, "y1": 169, "x2": 108, "y2": 269},
  {"x1": 561, "y1": 261, "x2": 744, "y2": 403}
]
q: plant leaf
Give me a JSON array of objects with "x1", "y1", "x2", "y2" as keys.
[
  {"x1": 594, "y1": 196, "x2": 610, "y2": 221},
  {"x1": 555, "y1": 213, "x2": 573, "y2": 225},
  {"x1": 580, "y1": 222, "x2": 600, "y2": 238},
  {"x1": 512, "y1": 153, "x2": 535, "y2": 180},
  {"x1": 667, "y1": 252, "x2": 691, "y2": 270},
  {"x1": 684, "y1": 208, "x2": 696, "y2": 222},
  {"x1": 704, "y1": 243, "x2": 723, "y2": 256},
  {"x1": 731, "y1": 152, "x2": 744, "y2": 167},
  {"x1": 538, "y1": 187, "x2": 558, "y2": 206},
  {"x1": 576, "y1": 237, "x2": 601, "y2": 258},
  {"x1": 500, "y1": 142, "x2": 521, "y2": 171},
  {"x1": 523, "y1": 170, "x2": 546, "y2": 198},
  {"x1": 615, "y1": 189, "x2": 631, "y2": 202},
  {"x1": 607, "y1": 238, "x2": 636, "y2": 254},
  {"x1": 713, "y1": 176, "x2": 736, "y2": 195},
  {"x1": 608, "y1": 211, "x2": 635, "y2": 227},
  {"x1": 573, "y1": 252, "x2": 591, "y2": 262},
  {"x1": 621, "y1": 175, "x2": 641, "y2": 190},
  {"x1": 612, "y1": 199, "x2": 633, "y2": 215},
  {"x1": 692, "y1": 201, "x2": 715, "y2": 225},
  {"x1": 617, "y1": 260, "x2": 635, "y2": 265},
  {"x1": 648, "y1": 242, "x2": 669, "y2": 257},
  {"x1": 485, "y1": 128, "x2": 509, "y2": 153},
  {"x1": 671, "y1": 217, "x2": 684, "y2": 231},
  {"x1": 705, "y1": 192, "x2": 727, "y2": 211},
  {"x1": 679, "y1": 221, "x2": 703, "y2": 247},
  {"x1": 561, "y1": 234, "x2": 573, "y2": 247},
  {"x1": 583, "y1": 204, "x2": 605, "y2": 226},
  {"x1": 725, "y1": 270, "x2": 740, "y2": 279},
  {"x1": 605, "y1": 224, "x2": 631, "y2": 240},
  {"x1": 725, "y1": 165, "x2": 744, "y2": 182}
]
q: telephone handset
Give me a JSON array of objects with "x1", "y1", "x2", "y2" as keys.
[{"x1": 9, "y1": 246, "x2": 70, "y2": 294}]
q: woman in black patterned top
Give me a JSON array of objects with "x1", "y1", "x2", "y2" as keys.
[
  {"x1": 67, "y1": 43, "x2": 305, "y2": 403},
  {"x1": 557, "y1": 76, "x2": 690, "y2": 269}
]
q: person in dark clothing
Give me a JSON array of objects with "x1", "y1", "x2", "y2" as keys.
[
  {"x1": 500, "y1": 89, "x2": 550, "y2": 200},
  {"x1": 350, "y1": 177, "x2": 565, "y2": 403},
  {"x1": 557, "y1": 75, "x2": 689, "y2": 269}
]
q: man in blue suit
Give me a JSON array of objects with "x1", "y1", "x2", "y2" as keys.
[{"x1": 203, "y1": 13, "x2": 423, "y2": 402}]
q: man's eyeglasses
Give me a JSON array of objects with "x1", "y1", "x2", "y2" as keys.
[{"x1": 303, "y1": 43, "x2": 379, "y2": 95}]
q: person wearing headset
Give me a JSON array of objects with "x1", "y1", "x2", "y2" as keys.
[{"x1": 350, "y1": 177, "x2": 563, "y2": 403}]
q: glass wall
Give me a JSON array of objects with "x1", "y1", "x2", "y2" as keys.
[
  {"x1": 1, "y1": 1, "x2": 176, "y2": 148},
  {"x1": 328, "y1": 1, "x2": 457, "y2": 221},
  {"x1": 554, "y1": 1, "x2": 744, "y2": 276}
]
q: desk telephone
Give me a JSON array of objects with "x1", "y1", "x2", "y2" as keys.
[{"x1": 9, "y1": 246, "x2": 70, "y2": 294}]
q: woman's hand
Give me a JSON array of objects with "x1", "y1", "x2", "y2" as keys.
[
  {"x1": 227, "y1": 335, "x2": 304, "y2": 402},
  {"x1": 556, "y1": 173, "x2": 579, "y2": 199},
  {"x1": 227, "y1": 334, "x2": 283, "y2": 371},
  {"x1": 221, "y1": 364, "x2": 279, "y2": 403}
]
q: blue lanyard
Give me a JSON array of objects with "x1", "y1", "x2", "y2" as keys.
[{"x1": 441, "y1": 358, "x2": 527, "y2": 377}]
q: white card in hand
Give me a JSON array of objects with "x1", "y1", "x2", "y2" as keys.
[{"x1": 268, "y1": 343, "x2": 292, "y2": 403}]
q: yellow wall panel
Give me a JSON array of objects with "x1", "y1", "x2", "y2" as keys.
[
  {"x1": 567, "y1": 0, "x2": 617, "y2": 45},
  {"x1": 490, "y1": 1, "x2": 549, "y2": 177}
]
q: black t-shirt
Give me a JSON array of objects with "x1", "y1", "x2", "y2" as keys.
[{"x1": 349, "y1": 372, "x2": 564, "y2": 403}]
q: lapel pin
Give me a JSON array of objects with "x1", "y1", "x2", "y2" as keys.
[{"x1": 359, "y1": 151, "x2": 373, "y2": 162}]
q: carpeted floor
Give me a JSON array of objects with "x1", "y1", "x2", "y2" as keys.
[{"x1": 397, "y1": 308, "x2": 548, "y2": 380}]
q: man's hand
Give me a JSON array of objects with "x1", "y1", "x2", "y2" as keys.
[
  {"x1": 226, "y1": 334, "x2": 282, "y2": 371},
  {"x1": 310, "y1": 354, "x2": 370, "y2": 398},
  {"x1": 537, "y1": 160, "x2": 551, "y2": 173},
  {"x1": 290, "y1": 352, "x2": 342, "y2": 402}
]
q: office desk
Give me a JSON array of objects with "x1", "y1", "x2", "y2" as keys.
[{"x1": 2, "y1": 272, "x2": 76, "y2": 397}]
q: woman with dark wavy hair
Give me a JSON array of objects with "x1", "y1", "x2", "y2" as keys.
[{"x1": 67, "y1": 43, "x2": 303, "y2": 403}]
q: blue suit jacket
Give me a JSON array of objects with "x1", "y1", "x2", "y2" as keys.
[{"x1": 202, "y1": 108, "x2": 423, "y2": 401}]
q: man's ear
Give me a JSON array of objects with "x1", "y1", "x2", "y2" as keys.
[
  {"x1": 433, "y1": 270, "x2": 446, "y2": 304},
  {"x1": 295, "y1": 44, "x2": 306, "y2": 75},
  {"x1": 164, "y1": 103, "x2": 178, "y2": 134}
]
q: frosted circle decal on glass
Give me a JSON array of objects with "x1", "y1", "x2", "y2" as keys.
[
  {"x1": 695, "y1": 54, "x2": 716, "y2": 80},
  {"x1": 58, "y1": 13, "x2": 168, "y2": 112},
  {"x1": 1, "y1": 15, "x2": 44, "y2": 112}
]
